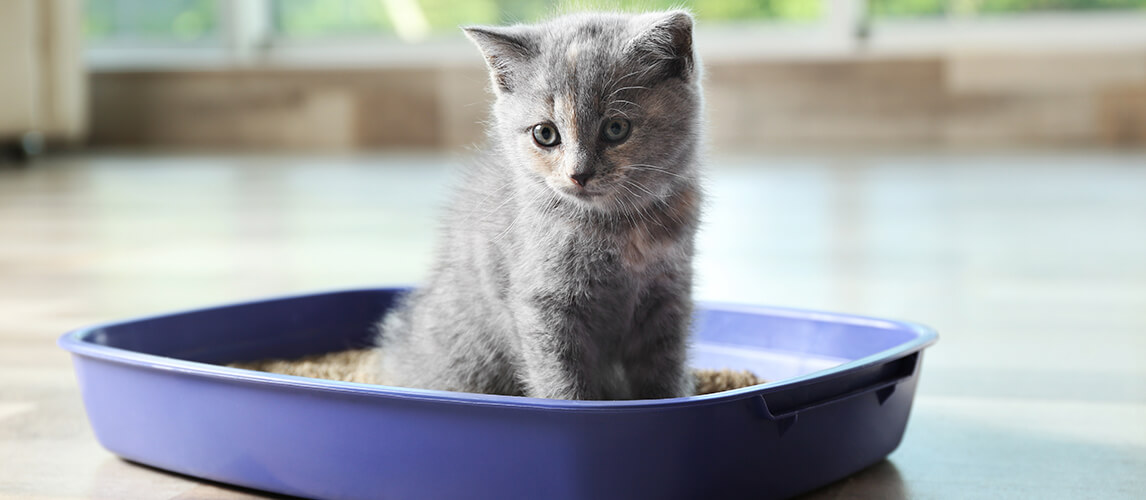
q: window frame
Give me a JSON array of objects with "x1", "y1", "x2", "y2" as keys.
[{"x1": 84, "y1": 0, "x2": 1146, "y2": 71}]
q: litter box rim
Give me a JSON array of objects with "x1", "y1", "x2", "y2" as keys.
[{"x1": 57, "y1": 287, "x2": 937, "y2": 412}]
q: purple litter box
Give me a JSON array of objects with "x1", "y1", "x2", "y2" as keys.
[{"x1": 59, "y1": 288, "x2": 936, "y2": 500}]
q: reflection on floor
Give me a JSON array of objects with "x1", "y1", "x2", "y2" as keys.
[{"x1": 1, "y1": 150, "x2": 1144, "y2": 499}]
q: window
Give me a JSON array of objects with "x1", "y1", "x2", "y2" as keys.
[
  {"x1": 85, "y1": 0, "x2": 221, "y2": 45},
  {"x1": 82, "y1": 0, "x2": 1146, "y2": 68},
  {"x1": 84, "y1": 0, "x2": 828, "y2": 45},
  {"x1": 863, "y1": 0, "x2": 1146, "y2": 52},
  {"x1": 270, "y1": 0, "x2": 825, "y2": 42},
  {"x1": 870, "y1": 0, "x2": 1146, "y2": 18}
]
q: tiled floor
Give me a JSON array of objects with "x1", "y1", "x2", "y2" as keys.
[{"x1": 1, "y1": 150, "x2": 1144, "y2": 499}]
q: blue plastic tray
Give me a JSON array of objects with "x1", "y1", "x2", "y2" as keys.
[{"x1": 59, "y1": 288, "x2": 936, "y2": 500}]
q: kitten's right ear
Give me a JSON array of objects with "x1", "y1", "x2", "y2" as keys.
[
  {"x1": 463, "y1": 25, "x2": 536, "y2": 94},
  {"x1": 627, "y1": 11, "x2": 696, "y2": 81}
]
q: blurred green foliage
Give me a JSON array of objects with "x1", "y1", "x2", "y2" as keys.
[
  {"x1": 86, "y1": 0, "x2": 218, "y2": 41},
  {"x1": 272, "y1": 0, "x2": 824, "y2": 38},
  {"x1": 84, "y1": 0, "x2": 1146, "y2": 42}
]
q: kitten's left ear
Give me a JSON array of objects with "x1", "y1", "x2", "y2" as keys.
[
  {"x1": 628, "y1": 11, "x2": 696, "y2": 81},
  {"x1": 463, "y1": 25, "x2": 537, "y2": 94}
]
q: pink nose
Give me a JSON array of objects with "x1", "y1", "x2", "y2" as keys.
[{"x1": 570, "y1": 172, "x2": 592, "y2": 187}]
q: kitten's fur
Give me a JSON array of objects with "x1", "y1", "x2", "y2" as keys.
[{"x1": 376, "y1": 11, "x2": 703, "y2": 400}]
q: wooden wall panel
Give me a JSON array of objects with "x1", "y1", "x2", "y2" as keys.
[{"x1": 88, "y1": 49, "x2": 1146, "y2": 151}]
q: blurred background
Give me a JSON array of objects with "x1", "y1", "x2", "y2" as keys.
[
  {"x1": 4, "y1": 0, "x2": 1146, "y2": 153},
  {"x1": 1, "y1": 1, "x2": 1145, "y2": 499}
]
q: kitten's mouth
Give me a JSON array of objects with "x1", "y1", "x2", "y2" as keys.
[
  {"x1": 549, "y1": 177, "x2": 621, "y2": 208},
  {"x1": 559, "y1": 184, "x2": 605, "y2": 202},
  {"x1": 547, "y1": 184, "x2": 611, "y2": 210}
]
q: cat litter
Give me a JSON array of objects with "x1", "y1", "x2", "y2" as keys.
[
  {"x1": 230, "y1": 349, "x2": 766, "y2": 395},
  {"x1": 59, "y1": 288, "x2": 936, "y2": 500}
]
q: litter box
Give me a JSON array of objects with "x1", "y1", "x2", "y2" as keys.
[{"x1": 59, "y1": 288, "x2": 937, "y2": 500}]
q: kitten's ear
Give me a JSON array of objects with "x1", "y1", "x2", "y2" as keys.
[
  {"x1": 463, "y1": 25, "x2": 537, "y2": 94},
  {"x1": 627, "y1": 11, "x2": 696, "y2": 81}
]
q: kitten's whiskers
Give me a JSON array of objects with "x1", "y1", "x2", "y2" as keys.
[
  {"x1": 620, "y1": 164, "x2": 688, "y2": 180},
  {"x1": 605, "y1": 85, "x2": 648, "y2": 99},
  {"x1": 605, "y1": 68, "x2": 645, "y2": 93},
  {"x1": 606, "y1": 108, "x2": 631, "y2": 119},
  {"x1": 615, "y1": 183, "x2": 647, "y2": 238},
  {"x1": 622, "y1": 179, "x2": 669, "y2": 230},
  {"x1": 612, "y1": 99, "x2": 642, "y2": 110}
]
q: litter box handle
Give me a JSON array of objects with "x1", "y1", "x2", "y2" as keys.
[{"x1": 749, "y1": 352, "x2": 919, "y2": 431}]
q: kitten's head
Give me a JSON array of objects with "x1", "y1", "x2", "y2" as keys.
[{"x1": 465, "y1": 11, "x2": 701, "y2": 211}]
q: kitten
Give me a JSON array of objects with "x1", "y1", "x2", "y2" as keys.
[{"x1": 376, "y1": 11, "x2": 703, "y2": 400}]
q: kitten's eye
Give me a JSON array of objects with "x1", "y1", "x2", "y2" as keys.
[
  {"x1": 532, "y1": 123, "x2": 561, "y2": 147},
  {"x1": 602, "y1": 118, "x2": 631, "y2": 143}
]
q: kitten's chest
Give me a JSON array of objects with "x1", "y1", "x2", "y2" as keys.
[
  {"x1": 618, "y1": 224, "x2": 684, "y2": 273},
  {"x1": 538, "y1": 220, "x2": 686, "y2": 278}
]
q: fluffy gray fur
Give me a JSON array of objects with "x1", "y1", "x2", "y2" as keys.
[{"x1": 376, "y1": 10, "x2": 703, "y2": 400}]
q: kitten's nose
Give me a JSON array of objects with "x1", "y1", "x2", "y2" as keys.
[{"x1": 570, "y1": 172, "x2": 593, "y2": 187}]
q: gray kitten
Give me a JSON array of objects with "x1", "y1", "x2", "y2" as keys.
[{"x1": 376, "y1": 11, "x2": 703, "y2": 400}]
